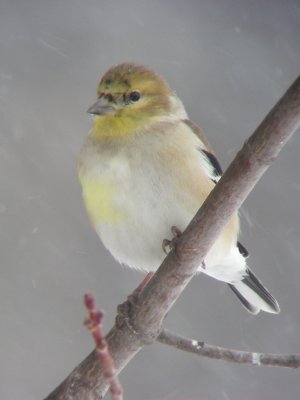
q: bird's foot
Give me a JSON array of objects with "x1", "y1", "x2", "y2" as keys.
[
  {"x1": 162, "y1": 225, "x2": 182, "y2": 254},
  {"x1": 162, "y1": 226, "x2": 206, "y2": 269}
]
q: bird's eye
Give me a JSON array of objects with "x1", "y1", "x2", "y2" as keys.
[
  {"x1": 129, "y1": 91, "x2": 140, "y2": 102},
  {"x1": 105, "y1": 93, "x2": 113, "y2": 102}
]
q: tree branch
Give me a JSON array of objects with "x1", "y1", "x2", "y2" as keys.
[
  {"x1": 45, "y1": 75, "x2": 300, "y2": 400},
  {"x1": 158, "y1": 329, "x2": 300, "y2": 369}
]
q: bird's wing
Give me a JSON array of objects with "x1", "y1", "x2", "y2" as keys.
[
  {"x1": 183, "y1": 119, "x2": 223, "y2": 181},
  {"x1": 183, "y1": 118, "x2": 249, "y2": 258}
]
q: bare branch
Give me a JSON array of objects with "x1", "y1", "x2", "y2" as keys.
[
  {"x1": 158, "y1": 329, "x2": 300, "y2": 369},
  {"x1": 45, "y1": 76, "x2": 300, "y2": 400}
]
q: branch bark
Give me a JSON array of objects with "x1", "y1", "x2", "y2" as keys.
[
  {"x1": 45, "y1": 75, "x2": 300, "y2": 400},
  {"x1": 158, "y1": 329, "x2": 300, "y2": 369}
]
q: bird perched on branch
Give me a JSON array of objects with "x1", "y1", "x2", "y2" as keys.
[{"x1": 78, "y1": 62, "x2": 279, "y2": 314}]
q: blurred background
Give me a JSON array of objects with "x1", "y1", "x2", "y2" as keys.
[{"x1": 1, "y1": 0, "x2": 300, "y2": 399}]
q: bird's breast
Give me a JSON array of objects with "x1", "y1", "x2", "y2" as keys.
[
  {"x1": 78, "y1": 124, "x2": 240, "y2": 273},
  {"x1": 79, "y1": 176, "x2": 126, "y2": 224},
  {"x1": 78, "y1": 143, "x2": 133, "y2": 225}
]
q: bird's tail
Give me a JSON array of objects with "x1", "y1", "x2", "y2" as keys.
[{"x1": 228, "y1": 268, "x2": 280, "y2": 314}]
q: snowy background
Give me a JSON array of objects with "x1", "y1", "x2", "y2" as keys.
[{"x1": 1, "y1": 1, "x2": 300, "y2": 399}]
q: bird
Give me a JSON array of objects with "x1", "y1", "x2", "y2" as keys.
[{"x1": 78, "y1": 62, "x2": 280, "y2": 314}]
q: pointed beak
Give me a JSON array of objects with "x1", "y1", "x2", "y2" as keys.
[{"x1": 87, "y1": 97, "x2": 116, "y2": 116}]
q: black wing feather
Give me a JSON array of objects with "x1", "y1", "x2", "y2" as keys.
[{"x1": 201, "y1": 149, "x2": 223, "y2": 176}]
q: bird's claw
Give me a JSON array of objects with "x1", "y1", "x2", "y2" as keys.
[
  {"x1": 162, "y1": 225, "x2": 182, "y2": 254},
  {"x1": 162, "y1": 226, "x2": 207, "y2": 269},
  {"x1": 162, "y1": 238, "x2": 171, "y2": 254}
]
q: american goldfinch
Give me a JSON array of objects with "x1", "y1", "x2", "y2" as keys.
[{"x1": 78, "y1": 63, "x2": 279, "y2": 314}]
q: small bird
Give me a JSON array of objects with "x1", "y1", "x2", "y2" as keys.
[{"x1": 78, "y1": 63, "x2": 280, "y2": 314}]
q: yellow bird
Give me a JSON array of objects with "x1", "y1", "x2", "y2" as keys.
[{"x1": 78, "y1": 63, "x2": 279, "y2": 314}]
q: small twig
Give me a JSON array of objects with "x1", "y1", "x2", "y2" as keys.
[
  {"x1": 84, "y1": 294, "x2": 123, "y2": 400},
  {"x1": 158, "y1": 329, "x2": 300, "y2": 369}
]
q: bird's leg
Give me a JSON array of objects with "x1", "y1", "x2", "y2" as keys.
[
  {"x1": 163, "y1": 225, "x2": 206, "y2": 269},
  {"x1": 162, "y1": 225, "x2": 183, "y2": 254},
  {"x1": 116, "y1": 272, "x2": 154, "y2": 329}
]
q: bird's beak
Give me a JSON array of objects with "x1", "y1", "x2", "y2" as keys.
[{"x1": 87, "y1": 97, "x2": 116, "y2": 116}]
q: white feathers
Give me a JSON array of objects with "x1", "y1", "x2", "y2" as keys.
[{"x1": 231, "y1": 280, "x2": 279, "y2": 314}]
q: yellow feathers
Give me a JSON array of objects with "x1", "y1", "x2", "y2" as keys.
[
  {"x1": 89, "y1": 114, "x2": 148, "y2": 140},
  {"x1": 79, "y1": 176, "x2": 125, "y2": 223}
]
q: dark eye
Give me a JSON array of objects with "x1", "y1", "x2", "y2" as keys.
[
  {"x1": 105, "y1": 93, "x2": 113, "y2": 102},
  {"x1": 129, "y1": 91, "x2": 140, "y2": 102}
]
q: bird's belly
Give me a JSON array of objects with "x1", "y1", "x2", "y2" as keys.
[
  {"x1": 96, "y1": 208, "x2": 244, "y2": 282},
  {"x1": 81, "y1": 178, "x2": 126, "y2": 223},
  {"x1": 94, "y1": 183, "x2": 193, "y2": 272},
  {"x1": 92, "y1": 179, "x2": 242, "y2": 281},
  {"x1": 79, "y1": 145, "x2": 243, "y2": 280}
]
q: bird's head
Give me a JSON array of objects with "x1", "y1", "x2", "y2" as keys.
[{"x1": 88, "y1": 63, "x2": 186, "y2": 139}]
